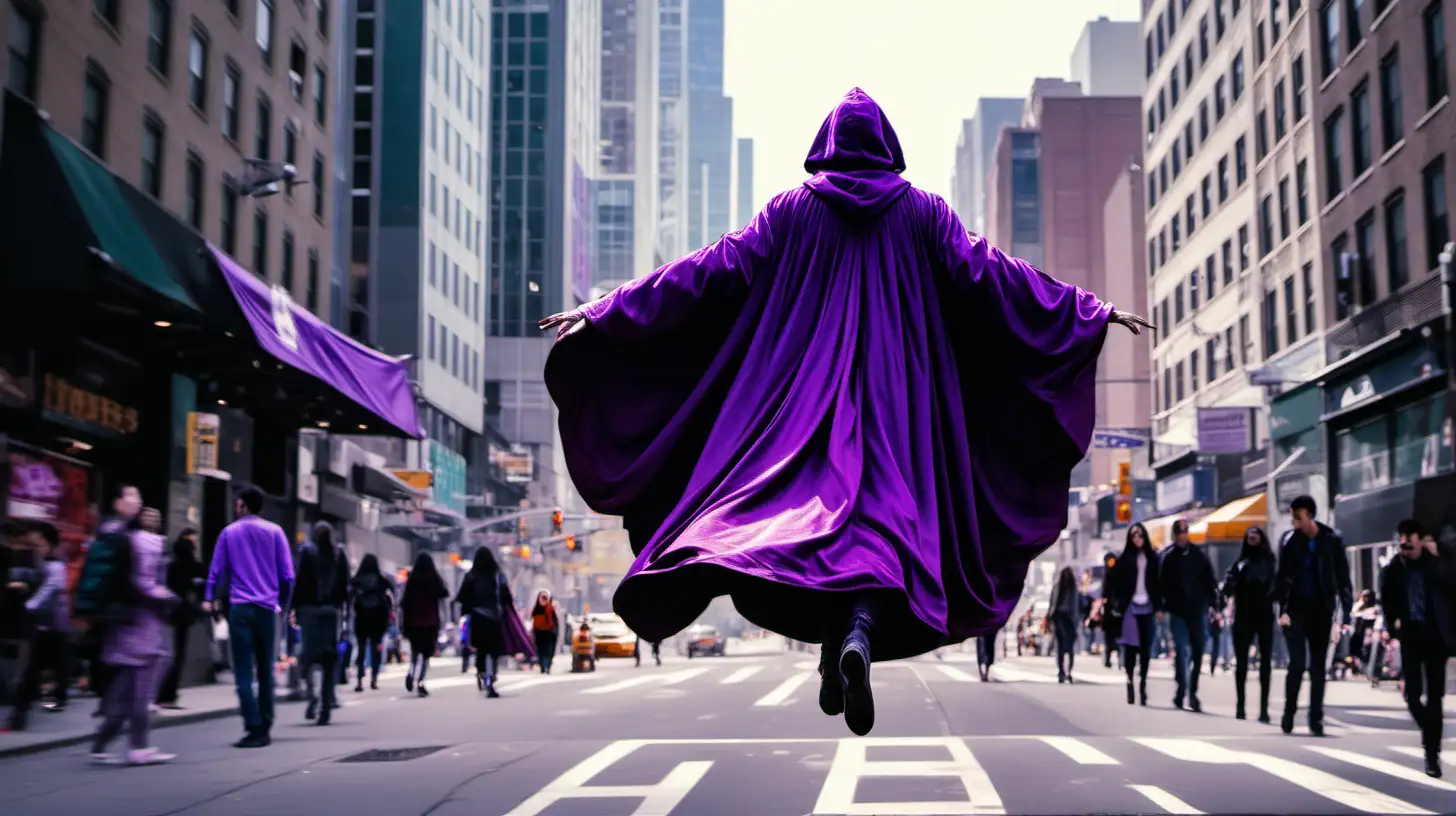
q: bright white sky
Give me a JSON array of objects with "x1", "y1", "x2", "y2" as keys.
[{"x1": 724, "y1": 0, "x2": 1143, "y2": 212}]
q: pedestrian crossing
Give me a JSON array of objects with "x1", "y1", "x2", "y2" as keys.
[{"x1": 497, "y1": 734, "x2": 1456, "y2": 815}]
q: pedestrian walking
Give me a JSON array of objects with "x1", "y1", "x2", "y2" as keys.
[
  {"x1": 203, "y1": 485, "x2": 295, "y2": 749},
  {"x1": 540, "y1": 88, "x2": 1151, "y2": 737},
  {"x1": 458, "y1": 613, "x2": 472, "y2": 674},
  {"x1": 1107, "y1": 523, "x2": 1160, "y2": 706},
  {"x1": 400, "y1": 552, "x2": 449, "y2": 696},
  {"x1": 1206, "y1": 606, "x2": 1225, "y2": 675},
  {"x1": 89, "y1": 497, "x2": 178, "y2": 765},
  {"x1": 1379, "y1": 520, "x2": 1454, "y2": 777},
  {"x1": 975, "y1": 632, "x2": 998, "y2": 682},
  {"x1": 1049, "y1": 567, "x2": 1080, "y2": 683},
  {"x1": 1272, "y1": 495, "x2": 1353, "y2": 736},
  {"x1": 8, "y1": 522, "x2": 73, "y2": 729},
  {"x1": 156, "y1": 529, "x2": 203, "y2": 709},
  {"x1": 455, "y1": 546, "x2": 512, "y2": 697},
  {"x1": 1097, "y1": 552, "x2": 1122, "y2": 670},
  {"x1": 1221, "y1": 525, "x2": 1276, "y2": 722},
  {"x1": 531, "y1": 590, "x2": 560, "y2": 674},
  {"x1": 349, "y1": 554, "x2": 394, "y2": 692},
  {"x1": 1350, "y1": 589, "x2": 1379, "y2": 674},
  {"x1": 1159, "y1": 518, "x2": 1217, "y2": 712},
  {"x1": 293, "y1": 522, "x2": 346, "y2": 725}
]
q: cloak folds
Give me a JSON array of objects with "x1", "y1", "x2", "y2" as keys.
[{"x1": 546, "y1": 89, "x2": 1112, "y2": 661}]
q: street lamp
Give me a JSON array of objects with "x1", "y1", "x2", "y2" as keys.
[{"x1": 234, "y1": 158, "x2": 311, "y2": 198}]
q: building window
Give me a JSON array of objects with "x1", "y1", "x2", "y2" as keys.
[
  {"x1": 1223, "y1": 238, "x2": 1235, "y2": 283},
  {"x1": 1347, "y1": 0, "x2": 1365, "y2": 51},
  {"x1": 1352, "y1": 82, "x2": 1373, "y2": 177},
  {"x1": 428, "y1": 315, "x2": 436, "y2": 360},
  {"x1": 1190, "y1": 269, "x2": 1201, "y2": 310},
  {"x1": 1293, "y1": 54, "x2": 1307, "y2": 120},
  {"x1": 1260, "y1": 194, "x2": 1275, "y2": 256},
  {"x1": 1176, "y1": 283, "x2": 1186, "y2": 323},
  {"x1": 1262, "y1": 285, "x2": 1280, "y2": 357},
  {"x1": 1216, "y1": 77, "x2": 1228, "y2": 119},
  {"x1": 81, "y1": 63, "x2": 110, "y2": 159},
  {"x1": 257, "y1": 0, "x2": 274, "y2": 64},
  {"x1": 1218, "y1": 156, "x2": 1230, "y2": 201},
  {"x1": 1235, "y1": 137, "x2": 1248, "y2": 185},
  {"x1": 1332, "y1": 232, "x2": 1351, "y2": 319},
  {"x1": 1190, "y1": 350, "x2": 1200, "y2": 388},
  {"x1": 313, "y1": 64, "x2": 327, "y2": 125},
  {"x1": 221, "y1": 179, "x2": 239, "y2": 254},
  {"x1": 1338, "y1": 418, "x2": 1391, "y2": 493},
  {"x1": 1163, "y1": 369, "x2": 1173, "y2": 409},
  {"x1": 1202, "y1": 175, "x2": 1213, "y2": 217},
  {"x1": 1380, "y1": 50, "x2": 1405, "y2": 151},
  {"x1": 94, "y1": 0, "x2": 119, "y2": 25},
  {"x1": 255, "y1": 94, "x2": 271, "y2": 159},
  {"x1": 1424, "y1": 156, "x2": 1449, "y2": 271},
  {"x1": 282, "y1": 122, "x2": 296, "y2": 169},
  {"x1": 188, "y1": 25, "x2": 208, "y2": 110},
  {"x1": 1207, "y1": 338, "x2": 1219, "y2": 383},
  {"x1": 148, "y1": 0, "x2": 172, "y2": 76},
  {"x1": 1200, "y1": 99, "x2": 1210, "y2": 141},
  {"x1": 140, "y1": 114, "x2": 164, "y2": 199},
  {"x1": 1394, "y1": 393, "x2": 1454, "y2": 481},
  {"x1": 1324, "y1": 109, "x2": 1344, "y2": 200},
  {"x1": 1256, "y1": 108, "x2": 1269, "y2": 159},
  {"x1": 1232, "y1": 50, "x2": 1246, "y2": 100},
  {"x1": 306, "y1": 249, "x2": 319, "y2": 312},
  {"x1": 1426, "y1": 1, "x2": 1449, "y2": 107},
  {"x1": 252, "y1": 208, "x2": 269, "y2": 277},
  {"x1": 316, "y1": 0, "x2": 329, "y2": 39},
  {"x1": 1257, "y1": 21, "x2": 1267, "y2": 64},
  {"x1": 185, "y1": 152, "x2": 204, "y2": 229},
  {"x1": 1272, "y1": 0, "x2": 1283, "y2": 41},
  {"x1": 1239, "y1": 224, "x2": 1251, "y2": 270},
  {"x1": 1385, "y1": 192, "x2": 1410, "y2": 290},
  {"x1": 1201, "y1": 15, "x2": 1211, "y2": 62},
  {"x1": 1207, "y1": 254, "x2": 1218, "y2": 298},
  {"x1": 7, "y1": 0, "x2": 40, "y2": 100},
  {"x1": 1278, "y1": 176, "x2": 1291, "y2": 240},
  {"x1": 1217, "y1": 0, "x2": 1227, "y2": 38},
  {"x1": 312, "y1": 151, "x2": 325, "y2": 218},
  {"x1": 1175, "y1": 361, "x2": 1186, "y2": 402},
  {"x1": 223, "y1": 62, "x2": 240, "y2": 140},
  {"x1": 281, "y1": 230, "x2": 295, "y2": 291},
  {"x1": 1274, "y1": 77, "x2": 1287, "y2": 141},
  {"x1": 1296, "y1": 159, "x2": 1311, "y2": 223},
  {"x1": 288, "y1": 40, "x2": 306, "y2": 100},
  {"x1": 1303, "y1": 262, "x2": 1316, "y2": 335},
  {"x1": 1320, "y1": 0, "x2": 1342, "y2": 77},
  {"x1": 1355, "y1": 210, "x2": 1377, "y2": 306},
  {"x1": 428, "y1": 243, "x2": 437, "y2": 287},
  {"x1": 1239, "y1": 313, "x2": 1252, "y2": 365}
]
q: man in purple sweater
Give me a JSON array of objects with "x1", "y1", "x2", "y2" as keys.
[{"x1": 203, "y1": 486, "x2": 294, "y2": 748}]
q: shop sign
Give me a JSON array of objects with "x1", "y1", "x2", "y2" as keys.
[
  {"x1": 392, "y1": 470, "x2": 434, "y2": 492},
  {"x1": 1270, "y1": 383, "x2": 1322, "y2": 440},
  {"x1": 491, "y1": 445, "x2": 534, "y2": 484},
  {"x1": 6, "y1": 448, "x2": 92, "y2": 537},
  {"x1": 42, "y1": 374, "x2": 139, "y2": 435},
  {"x1": 429, "y1": 442, "x2": 467, "y2": 516},
  {"x1": 1197, "y1": 407, "x2": 1253, "y2": 454},
  {"x1": 186, "y1": 412, "x2": 223, "y2": 476},
  {"x1": 1326, "y1": 342, "x2": 1443, "y2": 413}
]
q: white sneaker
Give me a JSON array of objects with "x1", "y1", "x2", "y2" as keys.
[
  {"x1": 125, "y1": 748, "x2": 176, "y2": 766},
  {"x1": 89, "y1": 752, "x2": 117, "y2": 765}
]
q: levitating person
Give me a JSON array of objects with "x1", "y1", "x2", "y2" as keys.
[{"x1": 541, "y1": 88, "x2": 1150, "y2": 735}]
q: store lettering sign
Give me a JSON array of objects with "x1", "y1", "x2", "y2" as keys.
[{"x1": 43, "y1": 374, "x2": 139, "y2": 434}]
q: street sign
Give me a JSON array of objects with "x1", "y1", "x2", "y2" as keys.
[{"x1": 1093, "y1": 431, "x2": 1147, "y2": 449}]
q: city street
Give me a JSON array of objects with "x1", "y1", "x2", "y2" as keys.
[{"x1": 1, "y1": 644, "x2": 1450, "y2": 815}]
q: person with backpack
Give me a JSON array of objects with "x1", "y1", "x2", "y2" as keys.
[
  {"x1": 88, "y1": 493, "x2": 179, "y2": 765},
  {"x1": 292, "y1": 522, "x2": 347, "y2": 725},
  {"x1": 349, "y1": 554, "x2": 394, "y2": 692},
  {"x1": 399, "y1": 552, "x2": 450, "y2": 696},
  {"x1": 203, "y1": 485, "x2": 295, "y2": 749},
  {"x1": 8, "y1": 522, "x2": 73, "y2": 730}
]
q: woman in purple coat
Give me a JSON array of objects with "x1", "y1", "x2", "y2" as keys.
[{"x1": 542, "y1": 89, "x2": 1150, "y2": 735}]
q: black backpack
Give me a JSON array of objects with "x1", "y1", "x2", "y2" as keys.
[
  {"x1": 355, "y1": 574, "x2": 387, "y2": 612},
  {"x1": 74, "y1": 526, "x2": 134, "y2": 625}
]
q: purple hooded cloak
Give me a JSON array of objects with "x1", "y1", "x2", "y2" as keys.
[{"x1": 545, "y1": 89, "x2": 1113, "y2": 660}]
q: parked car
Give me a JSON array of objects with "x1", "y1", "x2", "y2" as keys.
[
  {"x1": 685, "y1": 624, "x2": 725, "y2": 658},
  {"x1": 586, "y1": 612, "x2": 637, "y2": 658}
]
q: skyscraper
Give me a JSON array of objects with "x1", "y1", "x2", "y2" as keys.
[
  {"x1": 687, "y1": 0, "x2": 732, "y2": 249},
  {"x1": 736, "y1": 137, "x2": 755, "y2": 227},
  {"x1": 951, "y1": 99, "x2": 1023, "y2": 236},
  {"x1": 486, "y1": 0, "x2": 600, "y2": 507},
  {"x1": 596, "y1": 0, "x2": 659, "y2": 295},
  {"x1": 655, "y1": 0, "x2": 690, "y2": 265},
  {"x1": 1071, "y1": 17, "x2": 1145, "y2": 97}
]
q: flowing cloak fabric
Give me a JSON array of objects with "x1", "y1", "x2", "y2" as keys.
[{"x1": 545, "y1": 89, "x2": 1113, "y2": 661}]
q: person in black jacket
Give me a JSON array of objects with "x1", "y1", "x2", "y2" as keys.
[
  {"x1": 1106, "y1": 523, "x2": 1160, "y2": 706},
  {"x1": 294, "y1": 522, "x2": 348, "y2": 725},
  {"x1": 455, "y1": 546, "x2": 509, "y2": 698},
  {"x1": 1048, "y1": 567, "x2": 1080, "y2": 683},
  {"x1": 156, "y1": 529, "x2": 204, "y2": 709},
  {"x1": 1379, "y1": 519, "x2": 1455, "y2": 778},
  {"x1": 1273, "y1": 495, "x2": 1353, "y2": 736},
  {"x1": 1097, "y1": 551, "x2": 1122, "y2": 669},
  {"x1": 1221, "y1": 525, "x2": 1277, "y2": 722},
  {"x1": 349, "y1": 554, "x2": 395, "y2": 692},
  {"x1": 1159, "y1": 518, "x2": 1218, "y2": 712}
]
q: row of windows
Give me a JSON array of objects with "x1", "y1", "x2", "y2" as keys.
[
  {"x1": 1157, "y1": 314, "x2": 1257, "y2": 412},
  {"x1": 431, "y1": 32, "x2": 485, "y2": 125},
  {"x1": 1255, "y1": 158, "x2": 1315, "y2": 256},
  {"x1": 1146, "y1": 0, "x2": 1259, "y2": 79},
  {"x1": 1152, "y1": 223, "x2": 1252, "y2": 350},
  {"x1": 428, "y1": 172, "x2": 484, "y2": 259},
  {"x1": 425, "y1": 314, "x2": 481, "y2": 390},
  {"x1": 433, "y1": 0, "x2": 484, "y2": 63},
  {"x1": 1337, "y1": 391, "x2": 1452, "y2": 495},
  {"x1": 427, "y1": 240, "x2": 481, "y2": 325},
  {"x1": 1328, "y1": 158, "x2": 1449, "y2": 319},
  {"x1": 1147, "y1": 138, "x2": 1261, "y2": 275},
  {"x1": 428, "y1": 104, "x2": 485, "y2": 195}
]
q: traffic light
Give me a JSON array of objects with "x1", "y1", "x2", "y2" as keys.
[
  {"x1": 551, "y1": 509, "x2": 564, "y2": 533},
  {"x1": 564, "y1": 535, "x2": 577, "y2": 551},
  {"x1": 518, "y1": 545, "x2": 532, "y2": 559},
  {"x1": 1115, "y1": 497, "x2": 1132, "y2": 524}
]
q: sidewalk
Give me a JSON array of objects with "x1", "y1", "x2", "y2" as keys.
[{"x1": 0, "y1": 664, "x2": 411, "y2": 759}]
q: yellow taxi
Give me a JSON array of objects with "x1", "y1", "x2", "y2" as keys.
[{"x1": 586, "y1": 612, "x2": 637, "y2": 658}]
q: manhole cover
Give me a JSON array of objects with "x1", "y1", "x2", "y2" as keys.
[{"x1": 339, "y1": 746, "x2": 450, "y2": 763}]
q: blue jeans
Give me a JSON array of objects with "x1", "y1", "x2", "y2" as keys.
[
  {"x1": 229, "y1": 604, "x2": 279, "y2": 736},
  {"x1": 1169, "y1": 611, "x2": 1208, "y2": 703}
]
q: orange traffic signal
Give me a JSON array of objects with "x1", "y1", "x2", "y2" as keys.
[
  {"x1": 551, "y1": 509, "x2": 564, "y2": 533},
  {"x1": 564, "y1": 535, "x2": 577, "y2": 550},
  {"x1": 518, "y1": 545, "x2": 532, "y2": 559}
]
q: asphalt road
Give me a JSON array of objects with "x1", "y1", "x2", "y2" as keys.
[{"x1": 0, "y1": 646, "x2": 1450, "y2": 815}]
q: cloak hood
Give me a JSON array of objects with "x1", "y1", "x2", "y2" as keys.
[{"x1": 803, "y1": 88, "x2": 913, "y2": 218}]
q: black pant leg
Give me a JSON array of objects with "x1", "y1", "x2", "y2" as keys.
[{"x1": 1305, "y1": 614, "x2": 1333, "y2": 724}]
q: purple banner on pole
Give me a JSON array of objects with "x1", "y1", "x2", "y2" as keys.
[{"x1": 210, "y1": 245, "x2": 422, "y2": 437}]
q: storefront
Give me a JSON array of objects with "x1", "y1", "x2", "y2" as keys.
[
  {"x1": 1319, "y1": 324, "x2": 1453, "y2": 594},
  {"x1": 1267, "y1": 382, "x2": 1328, "y2": 545},
  {"x1": 1189, "y1": 492, "x2": 1266, "y2": 573}
]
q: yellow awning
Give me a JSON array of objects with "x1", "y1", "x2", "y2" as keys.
[
  {"x1": 1190, "y1": 493, "x2": 1267, "y2": 543},
  {"x1": 1139, "y1": 514, "x2": 1183, "y2": 550}
]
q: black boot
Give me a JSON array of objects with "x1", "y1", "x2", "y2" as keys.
[
  {"x1": 840, "y1": 613, "x2": 874, "y2": 736},
  {"x1": 1426, "y1": 749, "x2": 1443, "y2": 779},
  {"x1": 1126, "y1": 681, "x2": 1135, "y2": 705},
  {"x1": 819, "y1": 635, "x2": 844, "y2": 716},
  {"x1": 1139, "y1": 680, "x2": 1148, "y2": 706}
]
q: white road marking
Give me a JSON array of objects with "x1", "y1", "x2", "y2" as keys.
[
  {"x1": 988, "y1": 666, "x2": 1055, "y2": 683},
  {"x1": 1345, "y1": 708, "x2": 1456, "y2": 721},
  {"x1": 583, "y1": 668, "x2": 705, "y2": 695},
  {"x1": 754, "y1": 672, "x2": 814, "y2": 706},
  {"x1": 720, "y1": 666, "x2": 764, "y2": 684},
  {"x1": 937, "y1": 665, "x2": 978, "y2": 682},
  {"x1": 1391, "y1": 745, "x2": 1453, "y2": 764},
  {"x1": 813, "y1": 736, "x2": 1004, "y2": 815},
  {"x1": 1128, "y1": 784, "x2": 1204, "y2": 814},
  {"x1": 1306, "y1": 746, "x2": 1456, "y2": 791},
  {"x1": 503, "y1": 740, "x2": 713, "y2": 816},
  {"x1": 660, "y1": 667, "x2": 710, "y2": 686},
  {"x1": 1136, "y1": 738, "x2": 1431, "y2": 814},
  {"x1": 1039, "y1": 737, "x2": 1120, "y2": 765}
]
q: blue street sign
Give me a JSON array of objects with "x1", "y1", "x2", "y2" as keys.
[{"x1": 1093, "y1": 431, "x2": 1148, "y2": 449}]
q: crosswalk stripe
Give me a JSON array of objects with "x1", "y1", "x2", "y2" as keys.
[
  {"x1": 582, "y1": 668, "x2": 705, "y2": 695},
  {"x1": 1040, "y1": 737, "x2": 1119, "y2": 765},
  {"x1": 720, "y1": 666, "x2": 764, "y2": 684},
  {"x1": 937, "y1": 665, "x2": 978, "y2": 682},
  {"x1": 1306, "y1": 746, "x2": 1456, "y2": 791},
  {"x1": 1136, "y1": 738, "x2": 1431, "y2": 815},
  {"x1": 1128, "y1": 784, "x2": 1204, "y2": 814},
  {"x1": 660, "y1": 668, "x2": 709, "y2": 686},
  {"x1": 989, "y1": 666, "x2": 1055, "y2": 683},
  {"x1": 1390, "y1": 746, "x2": 1453, "y2": 764},
  {"x1": 754, "y1": 672, "x2": 813, "y2": 706}
]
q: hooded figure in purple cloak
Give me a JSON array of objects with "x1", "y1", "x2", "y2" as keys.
[{"x1": 542, "y1": 89, "x2": 1151, "y2": 734}]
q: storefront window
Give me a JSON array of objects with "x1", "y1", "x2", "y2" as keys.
[
  {"x1": 1337, "y1": 417, "x2": 1390, "y2": 494},
  {"x1": 1394, "y1": 393, "x2": 1453, "y2": 482}
]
